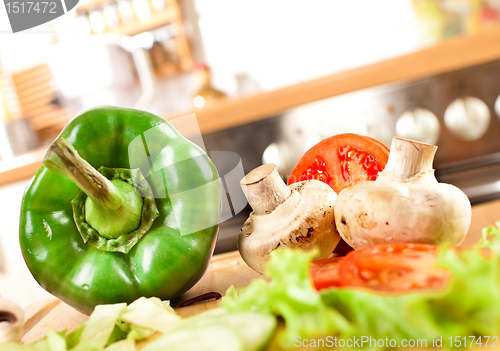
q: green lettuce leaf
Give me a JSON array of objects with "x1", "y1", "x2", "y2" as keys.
[
  {"x1": 321, "y1": 223, "x2": 500, "y2": 343},
  {"x1": 3, "y1": 297, "x2": 180, "y2": 350},
  {"x1": 2, "y1": 329, "x2": 75, "y2": 351},
  {"x1": 104, "y1": 339, "x2": 136, "y2": 351},
  {"x1": 11, "y1": 224, "x2": 500, "y2": 351},
  {"x1": 221, "y1": 249, "x2": 350, "y2": 349},
  {"x1": 223, "y1": 224, "x2": 500, "y2": 349},
  {"x1": 120, "y1": 297, "x2": 180, "y2": 334},
  {"x1": 79, "y1": 303, "x2": 127, "y2": 348}
]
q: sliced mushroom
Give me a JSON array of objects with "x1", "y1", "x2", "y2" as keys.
[
  {"x1": 238, "y1": 164, "x2": 341, "y2": 274},
  {"x1": 0, "y1": 298, "x2": 24, "y2": 343}
]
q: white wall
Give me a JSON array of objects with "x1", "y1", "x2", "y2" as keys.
[{"x1": 195, "y1": 0, "x2": 421, "y2": 93}]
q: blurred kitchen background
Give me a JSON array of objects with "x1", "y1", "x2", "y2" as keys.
[{"x1": 1, "y1": 0, "x2": 500, "y2": 306}]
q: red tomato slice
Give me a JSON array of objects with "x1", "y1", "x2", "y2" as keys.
[
  {"x1": 287, "y1": 133, "x2": 389, "y2": 193},
  {"x1": 310, "y1": 257, "x2": 344, "y2": 291},
  {"x1": 338, "y1": 243, "x2": 450, "y2": 293}
]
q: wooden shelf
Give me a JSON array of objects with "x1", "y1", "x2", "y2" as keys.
[
  {"x1": 77, "y1": 0, "x2": 116, "y2": 11},
  {"x1": 0, "y1": 147, "x2": 46, "y2": 186},
  {"x1": 76, "y1": 0, "x2": 183, "y2": 38},
  {"x1": 155, "y1": 62, "x2": 180, "y2": 77},
  {"x1": 167, "y1": 25, "x2": 500, "y2": 135},
  {"x1": 75, "y1": 0, "x2": 192, "y2": 78},
  {"x1": 107, "y1": 8, "x2": 178, "y2": 36}
]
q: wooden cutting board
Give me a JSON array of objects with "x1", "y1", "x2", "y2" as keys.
[
  {"x1": 20, "y1": 198, "x2": 500, "y2": 345},
  {"x1": 21, "y1": 251, "x2": 261, "y2": 344}
]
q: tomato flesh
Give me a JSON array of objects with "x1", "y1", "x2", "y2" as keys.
[
  {"x1": 310, "y1": 243, "x2": 454, "y2": 293},
  {"x1": 288, "y1": 134, "x2": 389, "y2": 193},
  {"x1": 311, "y1": 244, "x2": 494, "y2": 293},
  {"x1": 338, "y1": 243, "x2": 450, "y2": 293},
  {"x1": 338, "y1": 146, "x2": 385, "y2": 185},
  {"x1": 310, "y1": 257, "x2": 343, "y2": 291},
  {"x1": 298, "y1": 157, "x2": 331, "y2": 184}
]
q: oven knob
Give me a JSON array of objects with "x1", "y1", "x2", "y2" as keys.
[
  {"x1": 444, "y1": 96, "x2": 490, "y2": 141},
  {"x1": 495, "y1": 94, "x2": 500, "y2": 119},
  {"x1": 304, "y1": 135, "x2": 322, "y2": 152},
  {"x1": 367, "y1": 124, "x2": 392, "y2": 147},
  {"x1": 395, "y1": 108, "x2": 440, "y2": 145},
  {"x1": 262, "y1": 142, "x2": 295, "y2": 178}
]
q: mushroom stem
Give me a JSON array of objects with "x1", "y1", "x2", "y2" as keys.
[
  {"x1": 382, "y1": 137, "x2": 438, "y2": 180},
  {"x1": 240, "y1": 164, "x2": 291, "y2": 216}
]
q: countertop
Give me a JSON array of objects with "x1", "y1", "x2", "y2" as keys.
[{"x1": 19, "y1": 197, "x2": 500, "y2": 344}]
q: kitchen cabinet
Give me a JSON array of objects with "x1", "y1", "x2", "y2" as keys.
[{"x1": 75, "y1": 0, "x2": 194, "y2": 77}]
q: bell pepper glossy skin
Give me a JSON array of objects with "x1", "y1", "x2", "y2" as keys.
[{"x1": 19, "y1": 107, "x2": 221, "y2": 314}]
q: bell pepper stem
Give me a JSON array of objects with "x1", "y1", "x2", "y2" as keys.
[{"x1": 43, "y1": 138, "x2": 123, "y2": 211}]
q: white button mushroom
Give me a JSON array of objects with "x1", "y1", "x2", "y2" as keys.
[
  {"x1": 334, "y1": 137, "x2": 472, "y2": 249},
  {"x1": 238, "y1": 164, "x2": 341, "y2": 274}
]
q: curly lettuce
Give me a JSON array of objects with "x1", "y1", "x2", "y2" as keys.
[
  {"x1": 7, "y1": 225, "x2": 500, "y2": 351},
  {"x1": 222, "y1": 249, "x2": 350, "y2": 348},
  {"x1": 223, "y1": 223, "x2": 500, "y2": 349}
]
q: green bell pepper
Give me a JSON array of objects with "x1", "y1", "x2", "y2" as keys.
[{"x1": 19, "y1": 107, "x2": 222, "y2": 314}]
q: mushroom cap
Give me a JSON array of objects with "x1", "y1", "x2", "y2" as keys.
[
  {"x1": 238, "y1": 180, "x2": 340, "y2": 275},
  {"x1": 334, "y1": 180, "x2": 471, "y2": 249}
]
